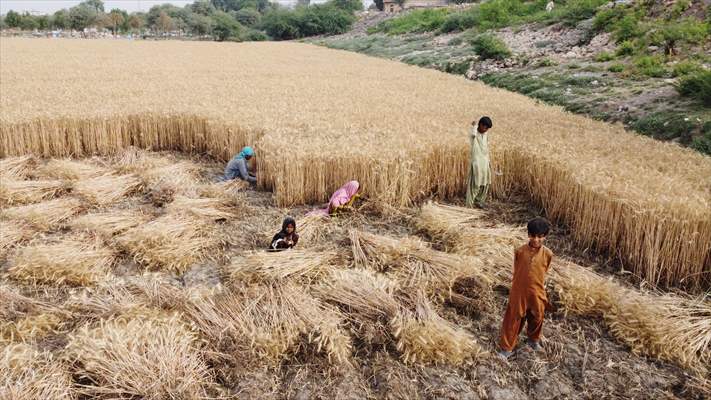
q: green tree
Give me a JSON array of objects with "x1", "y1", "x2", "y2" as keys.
[
  {"x1": 19, "y1": 13, "x2": 39, "y2": 30},
  {"x1": 157, "y1": 11, "x2": 174, "y2": 34},
  {"x1": 329, "y1": 0, "x2": 363, "y2": 12},
  {"x1": 191, "y1": 0, "x2": 217, "y2": 15},
  {"x1": 234, "y1": 8, "x2": 261, "y2": 26},
  {"x1": 108, "y1": 9, "x2": 126, "y2": 34},
  {"x1": 69, "y1": 4, "x2": 98, "y2": 30},
  {"x1": 52, "y1": 9, "x2": 70, "y2": 29},
  {"x1": 188, "y1": 13, "x2": 214, "y2": 35},
  {"x1": 36, "y1": 15, "x2": 50, "y2": 30},
  {"x1": 128, "y1": 14, "x2": 146, "y2": 32},
  {"x1": 83, "y1": 0, "x2": 105, "y2": 13},
  {"x1": 5, "y1": 10, "x2": 21, "y2": 28},
  {"x1": 212, "y1": 11, "x2": 243, "y2": 40}
]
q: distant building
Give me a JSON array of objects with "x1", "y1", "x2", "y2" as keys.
[{"x1": 382, "y1": 0, "x2": 448, "y2": 12}]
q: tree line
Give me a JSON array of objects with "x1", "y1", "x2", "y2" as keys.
[{"x1": 0, "y1": 0, "x2": 363, "y2": 41}]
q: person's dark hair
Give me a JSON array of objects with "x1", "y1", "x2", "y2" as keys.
[
  {"x1": 478, "y1": 116, "x2": 493, "y2": 129},
  {"x1": 282, "y1": 216, "x2": 296, "y2": 232},
  {"x1": 527, "y1": 217, "x2": 550, "y2": 236}
]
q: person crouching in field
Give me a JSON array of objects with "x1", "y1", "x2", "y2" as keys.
[
  {"x1": 498, "y1": 217, "x2": 554, "y2": 359},
  {"x1": 466, "y1": 117, "x2": 492, "y2": 208},
  {"x1": 309, "y1": 180, "x2": 361, "y2": 217},
  {"x1": 270, "y1": 217, "x2": 299, "y2": 251},
  {"x1": 222, "y1": 146, "x2": 256, "y2": 184}
]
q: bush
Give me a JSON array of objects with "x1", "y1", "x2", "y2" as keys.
[
  {"x1": 671, "y1": 60, "x2": 702, "y2": 77},
  {"x1": 613, "y1": 15, "x2": 643, "y2": 43},
  {"x1": 631, "y1": 112, "x2": 696, "y2": 141},
  {"x1": 595, "y1": 51, "x2": 615, "y2": 62},
  {"x1": 261, "y1": 4, "x2": 355, "y2": 40},
  {"x1": 439, "y1": 12, "x2": 478, "y2": 33},
  {"x1": 592, "y1": 6, "x2": 629, "y2": 32},
  {"x1": 439, "y1": 0, "x2": 547, "y2": 33},
  {"x1": 470, "y1": 34, "x2": 511, "y2": 61},
  {"x1": 690, "y1": 124, "x2": 711, "y2": 155},
  {"x1": 329, "y1": 0, "x2": 363, "y2": 12},
  {"x1": 537, "y1": 58, "x2": 557, "y2": 67},
  {"x1": 615, "y1": 40, "x2": 636, "y2": 56},
  {"x1": 634, "y1": 55, "x2": 668, "y2": 78},
  {"x1": 547, "y1": 0, "x2": 608, "y2": 27},
  {"x1": 677, "y1": 69, "x2": 711, "y2": 106},
  {"x1": 243, "y1": 28, "x2": 269, "y2": 41},
  {"x1": 372, "y1": 9, "x2": 449, "y2": 34},
  {"x1": 608, "y1": 63, "x2": 625, "y2": 72}
]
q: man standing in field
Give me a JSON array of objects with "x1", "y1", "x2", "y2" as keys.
[{"x1": 466, "y1": 116, "x2": 492, "y2": 208}]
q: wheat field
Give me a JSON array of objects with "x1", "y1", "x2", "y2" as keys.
[{"x1": 1, "y1": 38, "x2": 710, "y2": 290}]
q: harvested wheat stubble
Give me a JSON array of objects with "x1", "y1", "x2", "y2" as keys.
[
  {"x1": 392, "y1": 291, "x2": 485, "y2": 365},
  {"x1": 0, "y1": 155, "x2": 35, "y2": 179},
  {"x1": 0, "y1": 284, "x2": 66, "y2": 344},
  {"x1": 113, "y1": 147, "x2": 173, "y2": 174},
  {"x1": 0, "y1": 178, "x2": 69, "y2": 206},
  {"x1": 69, "y1": 209, "x2": 152, "y2": 237},
  {"x1": 73, "y1": 174, "x2": 143, "y2": 206},
  {"x1": 416, "y1": 203, "x2": 711, "y2": 377},
  {"x1": 8, "y1": 237, "x2": 116, "y2": 286},
  {"x1": 1, "y1": 197, "x2": 84, "y2": 230},
  {"x1": 36, "y1": 158, "x2": 107, "y2": 180},
  {"x1": 65, "y1": 314, "x2": 213, "y2": 399},
  {"x1": 1, "y1": 313, "x2": 63, "y2": 345},
  {"x1": 116, "y1": 214, "x2": 227, "y2": 274},
  {"x1": 200, "y1": 179, "x2": 249, "y2": 199},
  {"x1": 3, "y1": 39, "x2": 709, "y2": 290},
  {"x1": 0, "y1": 343, "x2": 74, "y2": 400},
  {"x1": 0, "y1": 221, "x2": 34, "y2": 259},
  {"x1": 231, "y1": 250, "x2": 341, "y2": 283},
  {"x1": 166, "y1": 195, "x2": 236, "y2": 221},
  {"x1": 186, "y1": 283, "x2": 351, "y2": 366}
]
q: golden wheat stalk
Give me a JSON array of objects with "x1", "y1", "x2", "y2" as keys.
[
  {"x1": 0, "y1": 179, "x2": 69, "y2": 206},
  {"x1": 0, "y1": 343, "x2": 74, "y2": 399},
  {"x1": 1, "y1": 198, "x2": 84, "y2": 231}
]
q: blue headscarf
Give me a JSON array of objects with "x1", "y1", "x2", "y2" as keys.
[{"x1": 237, "y1": 146, "x2": 254, "y2": 160}]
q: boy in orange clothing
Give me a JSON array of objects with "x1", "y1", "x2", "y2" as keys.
[{"x1": 498, "y1": 217, "x2": 553, "y2": 359}]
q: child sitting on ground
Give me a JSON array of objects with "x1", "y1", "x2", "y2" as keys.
[
  {"x1": 269, "y1": 217, "x2": 299, "y2": 251},
  {"x1": 498, "y1": 217, "x2": 554, "y2": 359}
]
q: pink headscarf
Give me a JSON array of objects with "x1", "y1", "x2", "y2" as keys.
[{"x1": 309, "y1": 180, "x2": 360, "y2": 217}]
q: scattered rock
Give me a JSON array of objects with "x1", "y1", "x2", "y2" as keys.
[{"x1": 647, "y1": 45, "x2": 660, "y2": 52}]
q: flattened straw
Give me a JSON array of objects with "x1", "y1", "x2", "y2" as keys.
[
  {"x1": 1, "y1": 198, "x2": 84, "y2": 230},
  {"x1": 0, "y1": 221, "x2": 34, "y2": 260},
  {"x1": 230, "y1": 250, "x2": 340, "y2": 283},
  {"x1": 117, "y1": 214, "x2": 227, "y2": 274},
  {"x1": 166, "y1": 195, "x2": 235, "y2": 221},
  {"x1": 65, "y1": 314, "x2": 213, "y2": 399},
  {"x1": 73, "y1": 174, "x2": 143, "y2": 206},
  {"x1": 0, "y1": 343, "x2": 74, "y2": 399},
  {"x1": 0, "y1": 179, "x2": 69, "y2": 206},
  {"x1": 36, "y1": 158, "x2": 107, "y2": 180},
  {"x1": 69, "y1": 209, "x2": 151, "y2": 237},
  {"x1": 0, "y1": 156, "x2": 36, "y2": 179},
  {"x1": 392, "y1": 291, "x2": 485, "y2": 365},
  {"x1": 8, "y1": 237, "x2": 116, "y2": 286}
]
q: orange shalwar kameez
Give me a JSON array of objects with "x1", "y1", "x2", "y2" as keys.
[{"x1": 499, "y1": 244, "x2": 554, "y2": 352}]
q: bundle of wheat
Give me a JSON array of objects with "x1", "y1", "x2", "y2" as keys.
[
  {"x1": 36, "y1": 158, "x2": 107, "y2": 180},
  {"x1": 116, "y1": 214, "x2": 227, "y2": 274},
  {"x1": 230, "y1": 250, "x2": 340, "y2": 284},
  {"x1": 1, "y1": 198, "x2": 84, "y2": 230},
  {"x1": 317, "y1": 268, "x2": 400, "y2": 336},
  {"x1": 166, "y1": 195, "x2": 236, "y2": 221},
  {"x1": 297, "y1": 213, "x2": 330, "y2": 247},
  {"x1": 1, "y1": 314, "x2": 63, "y2": 345},
  {"x1": 0, "y1": 343, "x2": 74, "y2": 399},
  {"x1": 392, "y1": 291, "x2": 485, "y2": 365},
  {"x1": 0, "y1": 156, "x2": 36, "y2": 179},
  {"x1": 0, "y1": 285, "x2": 65, "y2": 344},
  {"x1": 552, "y1": 260, "x2": 711, "y2": 376},
  {"x1": 65, "y1": 314, "x2": 213, "y2": 399},
  {"x1": 0, "y1": 179, "x2": 69, "y2": 206},
  {"x1": 199, "y1": 179, "x2": 249, "y2": 199},
  {"x1": 73, "y1": 174, "x2": 143, "y2": 206},
  {"x1": 350, "y1": 230, "x2": 494, "y2": 295},
  {"x1": 69, "y1": 209, "x2": 151, "y2": 238},
  {"x1": 0, "y1": 221, "x2": 34, "y2": 260},
  {"x1": 8, "y1": 238, "x2": 115, "y2": 286},
  {"x1": 416, "y1": 202, "x2": 525, "y2": 257},
  {"x1": 186, "y1": 283, "x2": 350, "y2": 365},
  {"x1": 141, "y1": 162, "x2": 202, "y2": 204}
]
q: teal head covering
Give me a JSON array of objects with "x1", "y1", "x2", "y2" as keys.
[{"x1": 238, "y1": 146, "x2": 254, "y2": 159}]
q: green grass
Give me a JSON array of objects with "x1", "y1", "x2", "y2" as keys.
[
  {"x1": 370, "y1": 8, "x2": 449, "y2": 35},
  {"x1": 469, "y1": 34, "x2": 512, "y2": 60},
  {"x1": 608, "y1": 63, "x2": 625, "y2": 73}
]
